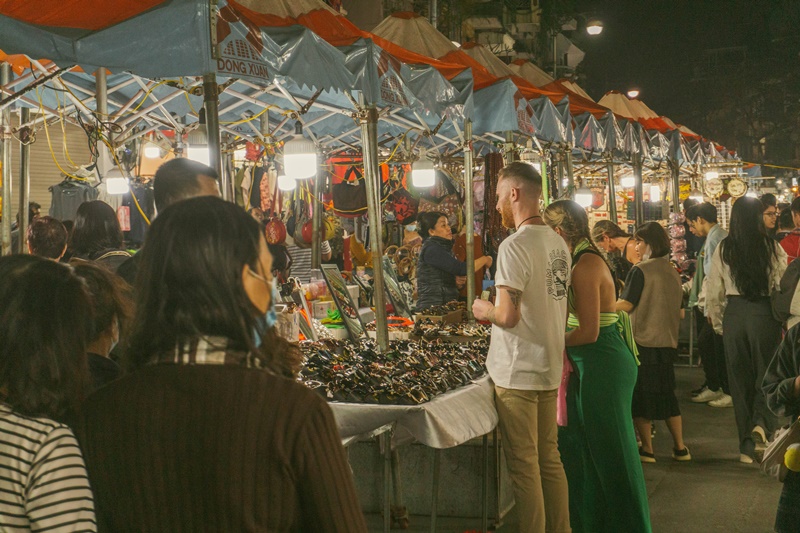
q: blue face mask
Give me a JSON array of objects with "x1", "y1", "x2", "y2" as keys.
[{"x1": 249, "y1": 270, "x2": 279, "y2": 348}]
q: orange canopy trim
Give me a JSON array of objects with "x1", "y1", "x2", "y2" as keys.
[
  {"x1": 390, "y1": 12, "x2": 423, "y2": 20},
  {"x1": 228, "y1": 2, "x2": 470, "y2": 82},
  {"x1": 0, "y1": 0, "x2": 167, "y2": 31},
  {"x1": 542, "y1": 80, "x2": 608, "y2": 118}
]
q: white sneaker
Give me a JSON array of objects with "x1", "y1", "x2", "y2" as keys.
[
  {"x1": 708, "y1": 394, "x2": 733, "y2": 408},
  {"x1": 752, "y1": 425, "x2": 768, "y2": 446},
  {"x1": 692, "y1": 388, "x2": 723, "y2": 403},
  {"x1": 739, "y1": 454, "x2": 754, "y2": 464}
]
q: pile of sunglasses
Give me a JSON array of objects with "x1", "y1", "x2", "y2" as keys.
[
  {"x1": 412, "y1": 320, "x2": 491, "y2": 339},
  {"x1": 415, "y1": 301, "x2": 466, "y2": 316},
  {"x1": 299, "y1": 338, "x2": 488, "y2": 405}
]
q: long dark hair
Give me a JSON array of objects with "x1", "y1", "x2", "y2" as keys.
[
  {"x1": 0, "y1": 255, "x2": 92, "y2": 421},
  {"x1": 128, "y1": 196, "x2": 300, "y2": 376},
  {"x1": 721, "y1": 196, "x2": 779, "y2": 298},
  {"x1": 70, "y1": 200, "x2": 124, "y2": 256}
]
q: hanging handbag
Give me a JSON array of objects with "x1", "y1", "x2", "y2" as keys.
[
  {"x1": 761, "y1": 417, "x2": 800, "y2": 481},
  {"x1": 265, "y1": 167, "x2": 286, "y2": 245},
  {"x1": 293, "y1": 189, "x2": 312, "y2": 248},
  {"x1": 332, "y1": 166, "x2": 368, "y2": 217}
]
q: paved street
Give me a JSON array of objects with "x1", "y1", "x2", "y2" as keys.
[{"x1": 367, "y1": 366, "x2": 783, "y2": 532}]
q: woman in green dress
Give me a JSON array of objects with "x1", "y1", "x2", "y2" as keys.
[{"x1": 543, "y1": 200, "x2": 651, "y2": 533}]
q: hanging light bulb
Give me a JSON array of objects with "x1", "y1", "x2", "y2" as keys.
[
  {"x1": 278, "y1": 174, "x2": 297, "y2": 192},
  {"x1": 412, "y1": 153, "x2": 436, "y2": 188},
  {"x1": 283, "y1": 122, "x2": 317, "y2": 179},
  {"x1": 104, "y1": 168, "x2": 130, "y2": 195},
  {"x1": 650, "y1": 184, "x2": 662, "y2": 202},
  {"x1": 143, "y1": 145, "x2": 161, "y2": 159},
  {"x1": 620, "y1": 175, "x2": 635, "y2": 188},
  {"x1": 575, "y1": 188, "x2": 593, "y2": 208},
  {"x1": 187, "y1": 109, "x2": 209, "y2": 165},
  {"x1": 689, "y1": 188, "x2": 704, "y2": 202},
  {"x1": 704, "y1": 170, "x2": 719, "y2": 181}
]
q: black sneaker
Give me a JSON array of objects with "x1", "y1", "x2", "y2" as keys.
[
  {"x1": 639, "y1": 448, "x2": 656, "y2": 463},
  {"x1": 672, "y1": 447, "x2": 692, "y2": 461}
]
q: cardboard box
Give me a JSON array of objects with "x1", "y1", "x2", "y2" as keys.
[{"x1": 414, "y1": 309, "x2": 466, "y2": 325}]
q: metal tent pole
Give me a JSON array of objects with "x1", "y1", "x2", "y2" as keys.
[
  {"x1": 541, "y1": 158, "x2": 550, "y2": 207},
  {"x1": 359, "y1": 104, "x2": 388, "y2": 352},
  {"x1": 464, "y1": 119, "x2": 476, "y2": 321},
  {"x1": 671, "y1": 159, "x2": 681, "y2": 213},
  {"x1": 203, "y1": 73, "x2": 227, "y2": 199},
  {"x1": 565, "y1": 149, "x2": 575, "y2": 198},
  {"x1": 607, "y1": 160, "x2": 617, "y2": 223},
  {"x1": 96, "y1": 68, "x2": 110, "y2": 142},
  {"x1": 18, "y1": 107, "x2": 30, "y2": 254},
  {"x1": 0, "y1": 63, "x2": 12, "y2": 256},
  {"x1": 311, "y1": 166, "x2": 323, "y2": 270},
  {"x1": 633, "y1": 153, "x2": 644, "y2": 226}
]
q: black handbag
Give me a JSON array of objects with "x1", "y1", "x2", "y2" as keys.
[{"x1": 333, "y1": 166, "x2": 368, "y2": 218}]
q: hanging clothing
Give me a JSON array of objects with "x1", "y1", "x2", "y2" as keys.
[
  {"x1": 123, "y1": 183, "x2": 154, "y2": 247},
  {"x1": 49, "y1": 180, "x2": 98, "y2": 221},
  {"x1": 249, "y1": 166, "x2": 266, "y2": 211}
]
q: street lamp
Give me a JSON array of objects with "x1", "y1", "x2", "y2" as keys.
[
  {"x1": 552, "y1": 16, "x2": 604, "y2": 78},
  {"x1": 627, "y1": 89, "x2": 640, "y2": 99},
  {"x1": 586, "y1": 19, "x2": 604, "y2": 35}
]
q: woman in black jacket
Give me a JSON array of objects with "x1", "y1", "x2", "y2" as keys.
[
  {"x1": 763, "y1": 327, "x2": 800, "y2": 533},
  {"x1": 415, "y1": 211, "x2": 492, "y2": 311},
  {"x1": 69, "y1": 200, "x2": 131, "y2": 272}
]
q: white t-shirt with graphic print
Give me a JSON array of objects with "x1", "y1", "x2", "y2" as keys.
[{"x1": 487, "y1": 224, "x2": 570, "y2": 391}]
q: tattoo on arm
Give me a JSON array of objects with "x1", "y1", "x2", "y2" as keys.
[{"x1": 506, "y1": 289, "x2": 522, "y2": 310}]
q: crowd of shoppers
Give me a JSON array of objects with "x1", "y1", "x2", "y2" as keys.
[{"x1": 3, "y1": 156, "x2": 800, "y2": 532}]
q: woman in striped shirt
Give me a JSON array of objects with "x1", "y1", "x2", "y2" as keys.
[{"x1": 0, "y1": 255, "x2": 97, "y2": 532}]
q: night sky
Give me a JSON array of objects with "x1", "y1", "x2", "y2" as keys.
[{"x1": 576, "y1": 0, "x2": 799, "y2": 136}]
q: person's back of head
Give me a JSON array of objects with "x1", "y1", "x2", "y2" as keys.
[
  {"x1": 0, "y1": 255, "x2": 92, "y2": 421},
  {"x1": 153, "y1": 158, "x2": 220, "y2": 213},
  {"x1": 130, "y1": 196, "x2": 299, "y2": 376},
  {"x1": 27, "y1": 216, "x2": 68, "y2": 260},
  {"x1": 682, "y1": 198, "x2": 699, "y2": 213},
  {"x1": 70, "y1": 261, "x2": 133, "y2": 353},
  {"x1": 760, "y1": 193, "x2": 778, "y2": 210},
  {"x1": 498, "y1": 161, "x2": 543, "y2": 198},
  {"x1": 685, "y1": 202, "x2": 718, "y2": 225},
  {"x1": 634, "y1": 222, "x2": 671, "y2": 259},
  {"x1": 779, "y1": 209, "x2": 795, "y2": 232},
  {"x1": 70, "y1": 200, "x2": 124, "y2": 257}
]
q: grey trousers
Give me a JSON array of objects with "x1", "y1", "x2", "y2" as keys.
[{"x1": 722, "y1": 297, "x2": 782, "y2": 456}]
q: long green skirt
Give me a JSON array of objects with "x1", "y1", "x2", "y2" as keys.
[{"x1": 558, "y1": 324, "x2": 652, "y2": 533}]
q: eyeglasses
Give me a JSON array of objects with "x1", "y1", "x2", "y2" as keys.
[{"x1": 764, "y1": 211, "x2": 778, "y2": 218}]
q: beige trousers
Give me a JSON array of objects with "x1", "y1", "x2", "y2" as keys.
[{"x1": 495, "y1": 386, "x2": 571, "y2": 533}]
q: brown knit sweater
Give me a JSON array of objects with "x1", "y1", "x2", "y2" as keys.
[{"x1": 74, "y1": 364, "x2": 367, "y2": 532}]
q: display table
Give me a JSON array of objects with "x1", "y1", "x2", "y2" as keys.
[
  {"x1": 330, "y1": 376, "x2": 498, "y2": 532},
  {"x1": 330, "y1": 375, "x2": 497, "y2": 448}
]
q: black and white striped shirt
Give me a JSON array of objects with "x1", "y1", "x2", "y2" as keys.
[{"x1": 0, "y1": 404, "x2": 97, "y2": 532}]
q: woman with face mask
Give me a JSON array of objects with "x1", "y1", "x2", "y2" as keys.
[
  {"x1": 617, "y1": 222, "x2": 690, "y2": 464},
  {"x1": 70, "y1": 261, "x2": 132, "y2": 390},
  {"x1": 74, "y1": 197, "x2": 366, "y2": 532}
]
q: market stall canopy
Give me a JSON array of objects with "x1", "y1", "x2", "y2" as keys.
[
  {"x1": 542, "y1": 79, "x2": 609, "y2": 118},
  {"x1": 507, "y1": 59, "x2": 553, "y2": 88},
  {"x1": 372, "y1": 11, "x2": 557, "y2": 138}
]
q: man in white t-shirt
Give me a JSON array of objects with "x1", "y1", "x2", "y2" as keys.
[{"x1": 473, "y1": 161, "x2": 571, "y2": 533}]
